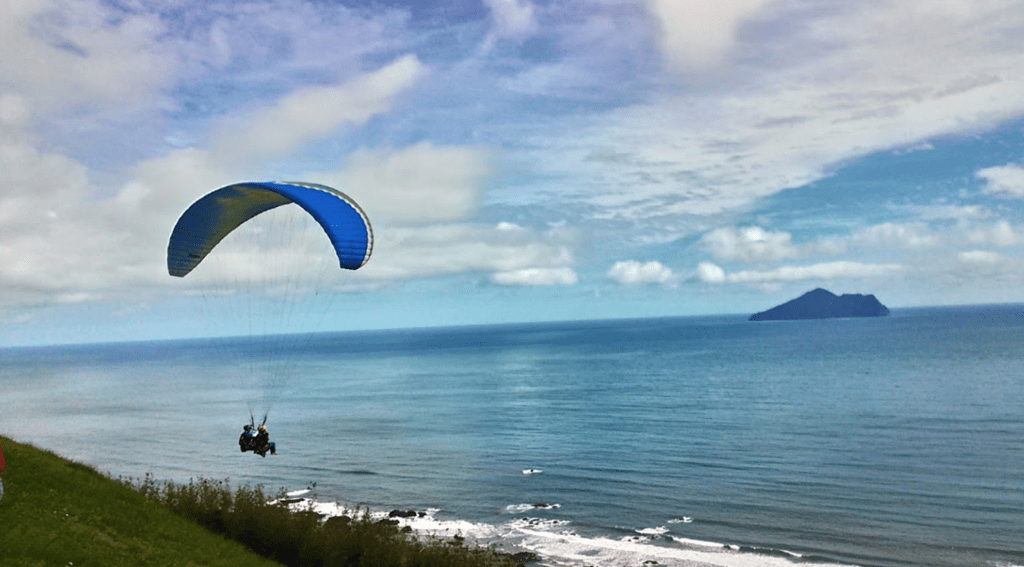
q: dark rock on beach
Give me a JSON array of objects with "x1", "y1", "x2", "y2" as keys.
[
  {"x1": 498, "y1": 551, "x2": 540, "y2": 566},
  {"x1": 323, "y1": 515, "x2": 351, "y2": 528},
  {"x1": 749, "y1": 288, "x2": 889, "y2": 321}
]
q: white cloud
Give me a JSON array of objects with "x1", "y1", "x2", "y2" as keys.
[
  {"x1": 694, "y1": 224, "x2": 934, "y2": 268},
  {"x1": 0, "y1": 133, "x2": 256, "y2": 306},
  {"x1": 850, "y1": 222, "x2": 938, "y2": 250},
  {"x1": 0, "y1": 94, "x2": 30, "y2": 129},
  {"x1": 495, "y1": 6, "x2": 653, "y2": 100},
  {"x1": 698, "y1": 261, "x2": 902, "y2": 284},
  {"x1": 977, "y1": 162, "x2": 1024, "y2": 198},
  {"x1": 0, "y1": 112, "x2": 103, "y2": 299},
  {"x1": 606, "y1": 260, "x2": 675, "y2": 285},
  {"x1": 700, "y1": 226, "x2": 797, "y2": 263},
  {"x1": 212, "y1": 55, "x2": 427, "y2": 161},
  {"x1": 323, "y1": 142, "x2": 494, "y2": 226},
  {"x1": 484, "y1": 0, "x2": 538, "y2": 39},
  {"x1": 697, "y1": 262, "x2": 726, "y2": 284},
  {"x1": 964, "y1": 220, "x2": 1019, "y2": 247},
  {"x1": 892, "y1": 141, "x2": 936, "y2": 155},
  {"x1": 558, "y1": 0, "x2": 1024, "y2": 220},
  {"x1": 496, "y1": 221, "x2": 526, "y2": 232},
  {"x1": 645, "y1": 0, "x2": 774, "y2": 72},
  {"x1": 898, "y1": 203, "x2": 990, "y2": 222},
  {"x1": 816, "y1": 217, "x2": 1024, "y2": 258},
  {"x1": 0, "y1": 0, "x2": 175, "y2": 111},
  {"x1": 109, "y1": 148, "x2": 244, "y2": 269},
  {"x1": 361, "y1": 223, "x2": 575, "y2": 283},
  {"x1": 958, "y1": 250, "x2": 1005, "y2": 265},
  {"x1": 492, "y1": 267, "x2": 578, "y2": 286},
  {"x1": 179, "y1": 2, "x2": 365, "y2": 73}
]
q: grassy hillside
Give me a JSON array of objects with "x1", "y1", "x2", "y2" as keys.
[
  {"x1": 0, "y1": 436, "x2": 529, "y2": 567},
  {"x1": 0, "y1": 435, "x2": 284, "y2": 567}
]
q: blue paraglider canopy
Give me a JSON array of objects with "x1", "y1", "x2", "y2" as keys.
[{"x1": 167, "y1": 181, "x2": 372, "y2": 277}]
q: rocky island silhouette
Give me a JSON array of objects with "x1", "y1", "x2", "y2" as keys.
[{"x1": 750, "y1": 288, "x2": 890, "y2": 321}]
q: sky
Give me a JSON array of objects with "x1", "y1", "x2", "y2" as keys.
[{"x1": 2, "y1": 0, "x2": 1024, "y2": 346}]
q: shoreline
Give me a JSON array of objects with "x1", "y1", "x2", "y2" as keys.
[
  {"x1": 275, "y1": 494, "x2": 856, "y2": 567},
  {"x1": 276, "y1": 497, "x2": 543, "y2": 564}
]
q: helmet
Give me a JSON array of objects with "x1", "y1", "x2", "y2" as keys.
[
  {"x1": 243, "y1": 425, "x2": 252, "y2": 431},
  {"x1": 258, "y1": 425, "x2": 267, "y2": 431}
]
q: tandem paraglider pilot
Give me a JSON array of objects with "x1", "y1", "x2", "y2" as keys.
[{"x1": 255, "y1": 424, "x2": 276, "y2": 457}]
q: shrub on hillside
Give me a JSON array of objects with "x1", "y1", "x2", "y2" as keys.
[{"x1": 120, "y1": 475, "x2": 520, "y2": 567}]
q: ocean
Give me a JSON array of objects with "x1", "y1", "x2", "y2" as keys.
[{"x1": 2, "y1": 305, "x2": 1022, "y2": 567}]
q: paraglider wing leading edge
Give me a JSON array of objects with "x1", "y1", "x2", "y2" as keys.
[{"x1": 167, "y1": 181, "x2": 373, "y2": 277}]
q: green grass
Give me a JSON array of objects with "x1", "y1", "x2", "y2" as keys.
[
  {"x1": 0, "y1": 436, "x2": 529, "y2": 567},
  {"x1": 0, "y1": 435, "x2": 283, "y2": 567}
]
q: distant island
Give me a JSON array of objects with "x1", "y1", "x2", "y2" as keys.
[{"x1": 749, "y1": 288, "x2": 890, "y2": 321}]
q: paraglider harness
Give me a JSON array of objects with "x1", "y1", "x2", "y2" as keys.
[{"x1": 239, "y1": 413, "x2": 275, "y2": 457}]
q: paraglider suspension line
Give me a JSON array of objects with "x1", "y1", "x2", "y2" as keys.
[{"x1": 248, "y1": 410, "x2": 269, "y2": 430}]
